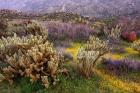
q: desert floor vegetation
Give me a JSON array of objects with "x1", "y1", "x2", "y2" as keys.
[{"x1": 0, "y1": 12, "x2": 140, "y2": 93}]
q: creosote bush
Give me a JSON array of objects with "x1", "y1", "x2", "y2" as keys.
[
  {"x1": 0, "y1": 33, "x2": 60, "y2": 88},
  {"x1": 77, "y1": 36, "x2": 110, "y2": 77}
]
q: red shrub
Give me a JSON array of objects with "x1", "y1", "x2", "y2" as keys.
[
  {"x1": 121, "y1": 31, "x2": 128, "y2": 39},
  {"x1": 121, "y1": 31, "x2": 137, "y2": 42},
  {"x1": 128, "y1": 31, "x2": 137, "y2": 42}
]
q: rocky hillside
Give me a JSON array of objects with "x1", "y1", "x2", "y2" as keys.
[{"x1": 0, "y1": 0, "x2": 140, "y2": 17}]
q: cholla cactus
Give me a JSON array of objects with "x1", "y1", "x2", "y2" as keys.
[
  {"x1": 104, "y1": 25, "x2": 122, "y2": 42},
  {"x1": 5, "y1": 20, "x2": 48, "y2": 38},
  {"x1": 77, "y1": 49, "x2": 100, "y2": 77},
  {"x1": 41, "y1": 76, "x2": 49, "y2": 88},
  {"x1": 0, "y1": 33, "x2": 47, "y2": 56},
  {"x1": 25, "y1": 20, "x2": 48, "y2": 36},
  {"x1": 77, "y1": 36, "x2": 110, "y2": 77},
  {"x1": 132, "y1": 40, "x2": 140, "y2": 52},
  {"x1": 0, "y1": 34, "x2": 59, "y2": 88},
  {"x1": 84, "y1": 36, "x2": 110, "y2": 55}
]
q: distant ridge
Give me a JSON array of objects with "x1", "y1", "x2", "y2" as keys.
[{"x1": 0, "y1": 0, "x2": 140, "y2": 17}]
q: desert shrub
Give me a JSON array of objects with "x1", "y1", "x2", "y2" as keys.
[
  {"x1": 104, "y1": 25, "x2": 122, "y2": 43},
  {"x1": 0, "y1": 18, "x2": 9, "y2": 37},
  {"x1": 102, "y1": 16, "x2": 117, "y2": 29},
  {"x1": 0, "y1": 34, "x2": 47, "y2": 56},
  {"x1": 121, "y1": 31, "x2": 137, "y2": 42},
  {"x1": 136, "y1": 31, "x2": 140, "y2": 39},
  {"x1": 0, "y1": 34, "x2": 60, "y2": 88},
  {"x1": 56, "y1": 47, "x2": 73, "y2": 62},
  {"x1": 77, "y1": 36, "x2": 110, "y2": 77},
  {"x1": 102, "y1": 59, "x2": 140, "y2": 75},
  {"x1": 6, "y1": 20, "x2": 47, "y2": 37},
  {"x1": 127, "y1": 31, "x2": 137, "y2": 42},
  {"x1": 39, "y1": 12, "x2": 88, "y2": 23},
  {"x1": 132, "y1": 40, "x2": 140, "y2": 52},
  {"x1": 63, "y1": 52, "x2": 73, "y2": 62},
  {"x1": 91, "y1": 21, "x2": 106, "y2": 35},
  {"x1": 121, "y1": 31, "x2": 128, "y2": 40},
  {"x1": 24, "y1": 20, "x2": 47, "y2": 36},
  {"x1": 46, "y1": 22, "x2": 95, "y2": 42},
  {"x1": 117, "y1": 16, "x2": 140, "y2": 32},
  {"x1": 0, "y1": 18, "x2": 8, "y2": 31}
]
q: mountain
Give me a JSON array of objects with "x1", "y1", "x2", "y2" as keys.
[
  {"x1": 0, "y1": 0, "x2": 28, "y2": 10},
  {"x1": 0, "y1": 0, "x2": 140, "y2": 17}
]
